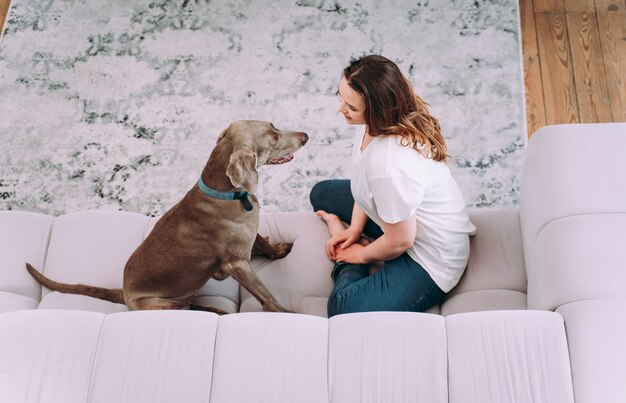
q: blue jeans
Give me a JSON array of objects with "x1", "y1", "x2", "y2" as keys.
[{"x1": 309, "y1": 179, "x2": 445, "y2": 317}]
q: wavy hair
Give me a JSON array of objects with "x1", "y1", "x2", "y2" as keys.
[{"x1": 343, "y1": 55, "x2": 447, "y2": 161}]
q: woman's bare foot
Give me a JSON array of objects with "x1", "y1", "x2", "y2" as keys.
[
  {"x1": 315, "y1": 210, "x2": 371, "y2": 246},
  {"x1": 315, "y1": 210, "x2": 346, "y2": 236}
]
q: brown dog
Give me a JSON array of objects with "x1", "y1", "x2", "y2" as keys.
[{"x1": 26, "y1": 120, "x2": 308, "y2": 313}]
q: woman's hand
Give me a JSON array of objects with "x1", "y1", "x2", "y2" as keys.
[
  {"x1": 333, "y1": 243, "x2": 367, "y2": 264},
  {"x1": 334, "y1": 217, "x2": 417, "y2": 265},
  {"x1": 326, "y1": 226, "x2": 361, "y2": 261}
]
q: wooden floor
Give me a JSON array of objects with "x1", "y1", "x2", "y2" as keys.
[
  {"x1": 522, "y1": 0, "x2": 626, "y2": 137},
  {"x1": 0, "y1": 0, "x2": 624, "y2": 138},
  {"x1": 0, "y1": 0, "x2": 9, "y2": 39}
]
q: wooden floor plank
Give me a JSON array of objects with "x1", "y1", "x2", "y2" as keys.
[
  {"x1": 535, "y1": 9, "x2": 579, "y2": 124},
  {"x1": 594, "y1": 0, "x2": 626, "y2": 122},
  {"x1": 0, "y1": 0, "x2": 11, "y2": 38},
  {"x1": 522, "y1": 0, "x2": 547, "y2": 137},
  {"x1": 564, "y1": 0, "x2": 596, "y2": 12},
  {"x1": 533, "y1": 0, "x2": 565, "y2": 12},
  {"x1": 565, "y1": 9, "x2": 613, "y2": 122}
]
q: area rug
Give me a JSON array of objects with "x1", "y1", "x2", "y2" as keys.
[{"x1": 0, "y1": 0, "x2": 525, "y2": 216}]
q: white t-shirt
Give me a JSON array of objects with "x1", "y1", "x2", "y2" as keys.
[{"x1": 350, "y1": 134, "x2": 476, "y2": 292}]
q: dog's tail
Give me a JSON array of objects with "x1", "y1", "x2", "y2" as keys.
[{"x1": 25, "y1": 263, "x2": 125, "y2": 305}]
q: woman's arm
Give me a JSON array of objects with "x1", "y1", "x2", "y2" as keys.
[
  {"x1": 347, "y1": 202, "x2": 368, "y2": 239},
  {"x1": 334, "y1": 216, "x2": 416, "y2": 264},
  {"x1": 325, "y1": 202, "x2": 369, "y2": 259}
]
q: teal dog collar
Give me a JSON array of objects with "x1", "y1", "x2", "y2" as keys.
[{"x1": 197, "y1": 178, "x2": 253, "y2": 211}]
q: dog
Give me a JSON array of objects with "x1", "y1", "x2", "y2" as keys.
[{"x1": 26, "y1": 120, "x2": 308, "y2": 313}]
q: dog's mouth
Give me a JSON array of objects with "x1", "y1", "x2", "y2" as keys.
[{"x1": 267, "y1": 155, "x2": 294, "y2": 165}]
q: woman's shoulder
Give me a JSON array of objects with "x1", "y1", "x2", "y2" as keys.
[
  {"x1": 360, "y1": 135, "x2": 446, "y2": 184},
  {"x1": 377, "y1": 135, "x2": 444, "y2": 169}
]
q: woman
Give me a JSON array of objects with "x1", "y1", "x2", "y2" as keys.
[{"x1": 310, "y1": 55, "x2": 476, "y2": 317}]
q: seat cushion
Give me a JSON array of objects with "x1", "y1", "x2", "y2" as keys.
[{"x1": 441, "y1": 289, "x2": 527, "y2": 316}]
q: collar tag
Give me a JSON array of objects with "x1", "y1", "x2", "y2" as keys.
[{"x1": 241, "y1": 195, "x2": 253, "y2": 211}]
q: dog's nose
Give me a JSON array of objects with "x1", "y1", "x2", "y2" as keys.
[{"x1": 298, "y1": 132, "x2": 309, "y2": 146}]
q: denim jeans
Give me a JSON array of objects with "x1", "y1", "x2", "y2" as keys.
[{"x1": 309, "y1": 179, "x2": 445, "y2": 317}]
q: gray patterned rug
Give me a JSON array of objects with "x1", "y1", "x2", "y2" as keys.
[{"x1": 0, "y1": 0, "x2": 525, "y2": 216}]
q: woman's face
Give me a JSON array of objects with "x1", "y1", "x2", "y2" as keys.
[{"x1": 337, "y1": 77, "x2": 366, "y2": 125}]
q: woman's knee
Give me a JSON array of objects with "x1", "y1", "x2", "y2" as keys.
[
  {"x1": 309, "y1": 180, "x2": 329, "y2": 211},
  {"x1": 309, "y1": 179, "x2": 349, "y2": 212}
]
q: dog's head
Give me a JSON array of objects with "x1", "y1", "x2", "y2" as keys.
[{"x1": 218, "y1": 120, "x2": 308, "y2": 193}]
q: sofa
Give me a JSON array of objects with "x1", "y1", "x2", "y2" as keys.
[{"x1": 1, "y1": 122, "x2": 625, "y2": 402}]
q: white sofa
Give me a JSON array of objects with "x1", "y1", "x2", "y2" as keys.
[{"x1": 1, "y1": 123, "x2": 625, "y2": 402}]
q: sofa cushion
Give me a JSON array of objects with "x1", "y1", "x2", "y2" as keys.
[
  {"x1": 529, "y1": 214, "x2": 626, "y2": 310},
  {"x1": 557, "y1": 299, "x2": 626, "y2": 403},
  {"x1": 441, "y1": 289, "x2": 527, "y2": 316},
  {"x1": 443, "y1": 208, "x2": 526, "y2": 315},
  {"x1": 0, "y1": 211, "x2": 53, "y2": 312},
  {"x1": 88, "y1": 311, "x2": 218, "y2": 403},
  {"x1": 329, "y1": 311, "x2": 448, "y2": 403},
  {"x1": 39, "y1": 210, "x2": 149, "y2": 312},
  {"x1": 0, "y1": 309, "x2": 104, "y2": 403},
  {"x1": 520, "y1": 123, "x2": 626, "y2": 309},
  {"x1": 210, "y1": 312, "x2": 328, "y2": 403},
  {"x1": 0, "y1": 291, "x2": 40, "y2": 312},
  {"x1": 446, "y1": 310, "x2": 574, "y2": 403},
  {"x1": 240, "y1": 212, "x2": 335, "y2": 316},
  {"x1": 38, "y1": 293, "x2": 127, "y2": 313},
  {"x1": 0, "y1": 308, "x2": 582, "y2": 403}
]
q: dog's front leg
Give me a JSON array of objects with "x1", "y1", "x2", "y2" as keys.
[
  {"x1": 221, "y1": 259, "x2": 290, "y2": 313},
  {"x1": 252, "y1": 233, "x2": 292, "y2": 259}
]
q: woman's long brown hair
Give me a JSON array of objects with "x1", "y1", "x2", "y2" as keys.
[{"x1": 343, "y1": 55, "x2": 447, "y2": 162}]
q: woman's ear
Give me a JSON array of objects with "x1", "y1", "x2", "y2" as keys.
[{"x1": 226, "y1": 149, "x2": 258, "y2": 193}]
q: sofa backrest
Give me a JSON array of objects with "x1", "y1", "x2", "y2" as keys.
[
  {"x1": 519, "y1": 123, "x2": 626, "y2": 310},
  {"x1": 442, "y1": 208, "x2": 526, "y2": 315},
  {"x1": 37, "y1": 210, "x2": 147, "y2": 312},
  {"x1": 0, "y1": 211, "x2": 53, "y2": 312},
  {"x1": 1, "y1": 207, "x2": 526, "y2": 317},
  {"x1": 519, "y1": 123, "x2": 626, "y2": 403}
]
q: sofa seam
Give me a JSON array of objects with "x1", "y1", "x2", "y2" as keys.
[
  {"x1": 528, "y1": 212, "x2": 626, "y2": 284},
  {"x1": 207, "y1": 316, "x2": 221, "y2": 402},
  {"x1": 532, "y1": 211, "x2": 626, "y2": 251},
  {"x1": 85, "y1": 314, "x2": 107, "y2": 402},
  {"x1": 39, "y1": 218, "x2": 55, "y2": 301},
  {"x1": 326, "y1": 318, "x2": 331, "y2": 403}
]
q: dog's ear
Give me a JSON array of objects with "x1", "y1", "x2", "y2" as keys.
[
  {"x1": 216, "y1": 128, "x2": 228, "y2": 143},
  {"x1": 226, "y1": 149, "x2": 258, "y2": 193}
]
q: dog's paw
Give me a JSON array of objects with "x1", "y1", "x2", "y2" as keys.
[{"x1": 268, "y1": 242, "x2": 293, "y2": 259}]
